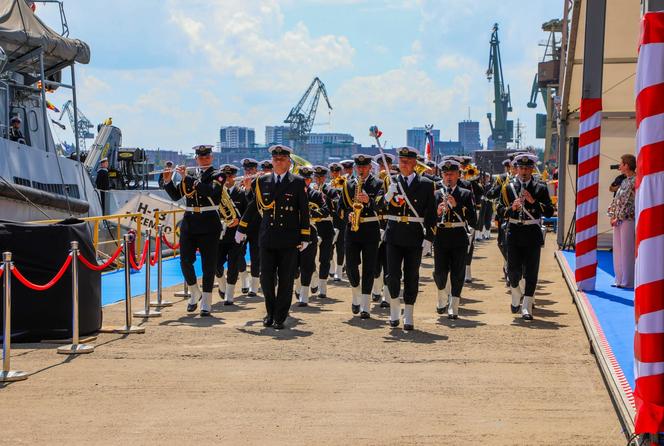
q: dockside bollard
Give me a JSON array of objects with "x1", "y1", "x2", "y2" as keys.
[
  {"x1": 58, "y1": 242, "x2": 95, "y2": 355},
  {"x1": 134, "y1": 229, "x2": 161, "y2": 318},
  {"x1": 150, "y1": 226, "x2": 172, "y2": 308},
  {"x1": 0, "y1": 252, "x2": 28, "y2": 382}
]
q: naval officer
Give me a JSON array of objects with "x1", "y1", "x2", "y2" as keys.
[
  {"x1": 162, "y1": 145, "x2": 222, "y2": 316},
  {"x1": 235, "y1": 145, "x2": 310, "y2": 330}
]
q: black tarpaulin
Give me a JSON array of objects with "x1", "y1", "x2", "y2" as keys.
[{"x1": 0, "y1": 219, "x2": 101, "y2": 341}]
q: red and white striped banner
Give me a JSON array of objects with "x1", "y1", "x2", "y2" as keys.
[
  {"x1": 634, "y1": 11, "x2": 664, "y2": 435},
  {"x1": 575, "y1": 98, "x2": 602, "y2": 291}
]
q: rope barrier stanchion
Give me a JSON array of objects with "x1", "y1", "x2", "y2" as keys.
[
  {"x1": 57, "y1": 242, "x2": 94, "y2": 355},
  {"x1": 150, "y1": 226, "x2": 172, "y2": 309},
  {"x1": 99, "y1": 235, "x2": 144, "y2": 334},
  {"x1": 133, "y1": 229, "x2": 161, "y2": 319},
  {"x1": 174, "y1": 282, "x2": 191, "y2": 298},
  {"x1": 1, "y1": 252, "x2": 28, "y2": 382}
]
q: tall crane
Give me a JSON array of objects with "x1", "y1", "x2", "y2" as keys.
[
  {"x1": 486, "y1": 23, "x2": 513, "y2": 150},
  {"x1": 58, "y1": 100, "x2": 95, "y2": 150},
  {"x1": 284, "y1": 77, "x2": 332, "y2": 150}
]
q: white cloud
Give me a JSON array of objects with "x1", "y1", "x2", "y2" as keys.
[{"x1": 167, "y1": 0, "x2": 355, "y2": 92}]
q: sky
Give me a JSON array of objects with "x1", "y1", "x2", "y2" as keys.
[{"x1": 40, "y1": 0, "x2": 563, "y2": 154}]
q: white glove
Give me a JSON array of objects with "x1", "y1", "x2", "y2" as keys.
[
  {"x1": 299, "y1": 241, "x2": 310, "y2": 252},
  {"x1": 234, "y1": 231, "x2": 247, "y2": 244},
  {"x1": 385, "y1": 182, "x2": 399, "y2": 202},
  {"x1": 380, "y1": 229, "x2": 386, "y2": 242}
]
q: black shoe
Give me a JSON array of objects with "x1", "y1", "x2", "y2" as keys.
[
  {"x1": 436, "y1": 306, "x2": 447, "y2": 315},
  {"x1": 273, "y1": 322, "x2": 285, "y2": 330},
  {"x1": 351, "y1": 304, "x2": 360, "y2": 315},
  {"x1": 403, "y1": 324, "x2": 414, "y2": 331},
  {"x1": 522, "y1": 313, "x2": 533, "y2": 321},
  {"x1": 187, "y1": 303, "x2": 197, "y2": 312},
  {"x1": 200, "y1": 310, "x2": 211, "y2": 317},
  {"x1": 372, "y1": 294, "x2": 381, "y2": 302},
  {"x1": 510, "y1": 305, "x2": 520, "y2": 314},
  {"x1": 311, "y1": 286, "x2": 318, "y2": 294},
  {"x1": 465, "y1": 278, "x2": 472, "y2": 284},
  {"x1": 297, "y1": 302, "x2": 308, "y2": 307},
  {"x1": 448, "y1": 313, "x2": 458, "y2": 320},
  {"x1": 318, "y1": 294, "x2": 327, "y2": 299},
  {"x1": 241, "y1": 287, "x2": 249, "y2": 294},
  {"x1": 224, "y1": 301, "x2": 234, "y2": 306},
  {"x1": 217, "y1": 289, "x2": 225, "y2": 299},
  {"x1": 360, "y1": 311, "x2": 370, "y2": 319},
  {"x1": 333, "y1": 276, "x2": 341, "y2": 282},
  {"x1": 262, "y1": 316, "x2": 274, "y2": 327},
  {"x1": 247, "y1": 291, "x2": 257, "y2": 297},
  {"x1": 380, "y1": 300, "x2": 390, "y2": 308},
  {"x1": 389, "y1": 319, "x2": 400, "y2": 328}
]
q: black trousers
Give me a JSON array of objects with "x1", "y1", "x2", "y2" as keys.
[
  {"x1": 466, "y1": 233, "x2": 475, "y2": 266},
  {"x1": 374, "y1": 241, "x2": 387, "y2": 278},
  {"x1": 481, "y1": 201, "x2": 493, "y2": 230},
  {"x1": 433, "y1": 238, "x2": 467, "y2": 297},
  {"x1": 345, "y1": 239, "x2": 378, "y2": 294},
  {"x1": 298, "y1": 240, "x2": 318, "y2": 287},
  {"x1": 317, "y1": 235, "x2": 334, "y2": 279},
  {"x1": 216, "y1": 241, "x2": 244, "y2": 285},
  {"x1": 507, "y1": 242, "x2": 541, "y2": 296},
  {"x1": 386, "y1": 243, "x2": 423, "y2": 305},
  {"x1": 180, "y1": 230, "x2": 220, "y2": 292},
  {"x1": 247, "y1": 232, "x2": 260, "y2": 277},
  {"x1": 497, "y1": 220, "x2": 508, "y2": 261},
  {"x1": 260, "y1": 246, "x2": 298, "y2": 324},
  {"x1": 335, "y1": 227, "x2": 345, "y2": 266}
]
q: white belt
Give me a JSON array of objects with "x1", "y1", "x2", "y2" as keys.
[
  {"x1": 437, "y1": 222, "x2": 466, "y2": 228},
  {"x1": 386, "y1": 215, "x2": 425, "y2": 224},
  {"x1": 184, "y1": 205, "x2": 218, "y2": 213},
  {"x1": 318, "y1": 216, "x2": 333, "y2": 222},
  {"x1": 358, "y1": 216, "x2": 381, "y2": 223},
  {"x1": 508, "y1": 218, "x2": 540, "y2": 226}
]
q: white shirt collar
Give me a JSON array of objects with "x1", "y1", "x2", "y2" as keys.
[{"x1": 401, "y1": 172, "x2": 415, "y2": 185}]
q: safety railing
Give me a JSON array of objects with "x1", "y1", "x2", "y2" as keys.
[
  {"x1": 28, "y1": 212, "x2": 145, "y2": 272},
  {"x1": 0, "y1": 224, "x2": 182, "y2": 383},
  {"x1": 153, "y1": 209, "x2": 184, "y2": 257}
]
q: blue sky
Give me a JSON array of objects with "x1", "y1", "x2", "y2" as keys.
[{"x1": 40, "y1": 0, "x2": 562, "y2": 154}]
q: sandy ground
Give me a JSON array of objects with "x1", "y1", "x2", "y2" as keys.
[{"x1": 0, "y1": 237, "x2": 624, "y2": 445}]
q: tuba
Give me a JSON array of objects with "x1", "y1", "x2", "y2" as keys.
[{"x1": 349, "y1": 175, "x2": 364, "y2": 232}]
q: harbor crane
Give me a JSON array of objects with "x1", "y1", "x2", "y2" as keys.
[
  {"x1": 486, "y1": 23, "x2": 513, "y2": 150},
  {"x1": 284, "y1": 77, "x2": 332, "y2": 150},
  {"x1": 58, "y1": 100, "x2": 95, "y2": 150}
]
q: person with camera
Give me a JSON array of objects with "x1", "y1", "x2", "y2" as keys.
[
  {"x1": 608, "y1": 162, "x2": 626, "y2": 197},
  {"x1": 607, "y1": 154, "x2": 636, "y2": 288}
]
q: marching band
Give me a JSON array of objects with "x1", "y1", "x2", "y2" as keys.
[{"x1": 162, "y1": 142, "x2": 554, "y2": 330}]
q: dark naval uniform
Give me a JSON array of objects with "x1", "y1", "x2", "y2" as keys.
[
  {"x1": 163, "y1": 145, "x2": 222, "y2": 315},
  {"x1": 312, "y1": 166, "x2": 336, "y2": 298},
  {"x1": 432, "y1": 159, "x2": 477, "y2": 319},
  {"x1": 216, "y1": 168, "x2": 247, "y2": 305},
  {"x1": 295, "y1": 169, "x2": 329, "y2": 306},
  {"x1": 499, "y1": 154, "x2": 554, "y2": 320},
  {"x1": 486, "y1": 165, "x2": 513, "y2": 284},
  {"x1": 338, "y1": 155, "x2": 384, "y2": 319},
  {"x1": 382, "y1": 147, "x2": 436, "y2": 331},
  {"x1": 236, "y1": 146, "x2": 309, "y2": 329}
]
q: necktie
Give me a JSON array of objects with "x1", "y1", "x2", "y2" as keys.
[{"x1": 276, "y1": 175, "x2": 281, "y2": 186}]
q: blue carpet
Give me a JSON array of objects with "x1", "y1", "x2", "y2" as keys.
[{"x1": 560, "y1": 250, "x2": 634, "y2": 390}]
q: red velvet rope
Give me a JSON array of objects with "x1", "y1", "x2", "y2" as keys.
[
  {"x1": 129, "y1": 238, "x2": 149, "y2": 270},
  {"x1": 12, "y1": 255, "x2": 72, "y2": 291},
  {"x1": 77, "y1": 243, "x2": 124, "y2": 271},
  {"x1": 161, "y1": 234, "x2": 180, "y2": 250},
  {"x1": 0, "y1": 265, "x2": 3, "y2": 279},
  {"x1": 149, "y1": 236, "x2": 161, "y2": 267}
]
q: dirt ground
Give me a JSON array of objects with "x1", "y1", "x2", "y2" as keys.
[{"x1": 0, "y1": 237, "x2": 624, "y2": 445}]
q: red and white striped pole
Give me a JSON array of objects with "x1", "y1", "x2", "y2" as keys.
[
  {"x1": 633, "y1": 10, "x2": 664, "y2": 436},
  {"x1": 574, "y1": 0, "x2": 606, "y2": 291},
  {"x1": 575, "y1": 98, "x2": 602, "y2": 290}
]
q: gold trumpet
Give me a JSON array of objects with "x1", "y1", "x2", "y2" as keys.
[{"x1": 331, "y1": 174, "x2": 348, "y2": 188}]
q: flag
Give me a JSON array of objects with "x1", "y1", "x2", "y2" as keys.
[
  {"x1": 633, "y1": 10, "x2": 664, "y2": 435},
  {"x1": 46, "y1": 100, "x2": 59, "y2": 113},
  {"x1": 424, "y1": 129, "x2": 434, "y2": 162}
]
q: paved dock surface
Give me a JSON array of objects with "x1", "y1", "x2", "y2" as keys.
[{"x1": 0, "y1": 238, "x2": 623, "y2": 445}]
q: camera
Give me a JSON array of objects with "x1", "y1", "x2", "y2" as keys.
[{"x1": 609, "y1": 164, "x2": 620, "y2": 170}]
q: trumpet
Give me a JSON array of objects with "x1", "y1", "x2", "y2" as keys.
[
  {"x1": 330, "y1": 174, "x2": 348, "y2": 188},
  {"x1": 147, "y1": 164, "x2": 214, "y2": 176}
]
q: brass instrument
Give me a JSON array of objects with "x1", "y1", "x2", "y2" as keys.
[
  {"x1": 219, "y1": 185, "x2": 238, "y2": 226},
  {"x1": 414, "y1": 160, "x2": 429, "y2": 175},
  {"x1": 331, "y1": 174, "x2": 348, "y2": 188},
  {"x1": 464, "y1": 165, "x2": 480, "y2": 181},
  {"x1": 349, "y1": 175, "x2": 364, "y2": 232}
]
